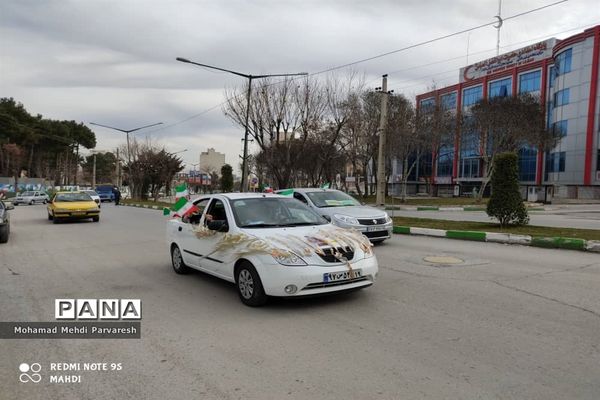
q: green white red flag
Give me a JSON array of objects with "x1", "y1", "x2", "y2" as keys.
[
  {"x1": 175, "y1": 183, "x2": 189, "y2": 199},
  {"x1": 163, "y1": 196, "x2": 198, "y2": 218}
]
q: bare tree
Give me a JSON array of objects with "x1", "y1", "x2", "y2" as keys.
[{"x1": 468, "y1": 93, "x2": 557, "y2": 199}]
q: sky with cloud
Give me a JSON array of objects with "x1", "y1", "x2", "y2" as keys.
[{"x1": 1, "y1": 0, "x2": 598, "y2": 174}]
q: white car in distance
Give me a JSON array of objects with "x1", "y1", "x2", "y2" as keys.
[{"x1": 166, "y1": 193, "x2": 378, "y2": 306}]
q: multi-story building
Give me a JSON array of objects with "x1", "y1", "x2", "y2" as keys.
[
  {"x1": 414, "y1": 25, "x2": 600, "y2": 201},
  {"x1": 199, "y1": 148, "x2": 226, "y2": 175}
]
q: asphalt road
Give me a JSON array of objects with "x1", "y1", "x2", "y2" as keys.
[
  {"x1": 389, "y1": 206, "x2": 600, "y2": 230},
  {"x1": 1, "y1": 204, "x2": 599, "y2": 400}
]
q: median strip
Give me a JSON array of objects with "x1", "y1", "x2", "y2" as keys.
[{"x1": 393, "y1": 225, "x2": 599, "y2": 253}]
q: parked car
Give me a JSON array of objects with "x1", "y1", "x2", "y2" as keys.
[
  {"x1": 13, "y1": 191, "x2": 50, "y2": 205},
  {"x1": 276, "y1": 188, "x2": 393, "y2": 243},
  {"x1": 82, "y1": 190, "x2": 101, "y2": 208},
  {"x1": 166, "y1": 193, "x2": 378, "y2": 306},
  {"x1": 47, "y1": 191, "x2": 100, "y2": 223},
  {"x1": 0, "y1": 200, "x2": 13, "y2": 243},
  {"x1": 95, "y1": 185, "x2": 115, "y2": 202}
]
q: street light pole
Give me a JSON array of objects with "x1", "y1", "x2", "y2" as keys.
[
  {"x1": 375, "y1": 75, "x2": 392, "y2": 206},
  {"x1": 88, "y1": 122, "x2": 163, "y2": 165},
  {"x1": 176, "y1": 57, "x2": 307, "y2": 191}
]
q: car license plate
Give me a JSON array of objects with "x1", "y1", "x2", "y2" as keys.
[
  {"x1": 367, "y1": 226, "x2": 385, "y2": 232},
  {"x1": 323, "y1": 270, "x2": 362, "y2": 283},
  {"x1": 71, "y1": 212, "x2": 86, "y2": 216}
]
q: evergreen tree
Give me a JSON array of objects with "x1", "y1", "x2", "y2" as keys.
[
  {"x1": 486, "y1": 152, "x2": 529, "y2": 227},
  {"x1": 220, "y1": 164, "x2": 233, "y2": 193}
]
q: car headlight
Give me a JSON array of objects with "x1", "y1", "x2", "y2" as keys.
[
  {"x1": 271, "y1": 250, "x2": 307, "y2": 266},
  {"x1": 385, "y1": 214, "x2": 392, "y2": 223},
  {"x1": 333, "y1": 214, "x2": 359, "y2": 225}
]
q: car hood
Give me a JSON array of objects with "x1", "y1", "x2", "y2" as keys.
[
  {"x1": 233, "y1": 223, "x2": 374, "y2": 263},
  {"x1": 52, "y1": 201, "x2": 98, "y2": 210},
  {"x1": 316, "y1": 205, "x2": 388, "y2": 219}
]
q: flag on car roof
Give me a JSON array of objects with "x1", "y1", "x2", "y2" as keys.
[
  {"x1": 175, "y1": 183, "x2": 189, "y2": 199},
  {"x1": 278, "y1": 189, "x2": 293, "y2": 196},
  {"x1": 320, "y1": 182, "x2": 330, "y2": 189}
]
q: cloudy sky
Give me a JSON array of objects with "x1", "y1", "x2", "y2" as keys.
[{"x1": 1, "y1": 0, "x2": 599, "y2": 173}]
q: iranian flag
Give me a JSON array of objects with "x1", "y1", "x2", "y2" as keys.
[
  {"x1": 320, "y1": 182, "x2": 330, "y2": 189},
  {"x1": 278, "y1": 188, "x2": 293, "y2": 196},
  {"x1": 164, "y1": 197, "x2": 198, "y2": 218},
  {"x1": 175, "y1": 183, "x2": 189, "y2": 199}
]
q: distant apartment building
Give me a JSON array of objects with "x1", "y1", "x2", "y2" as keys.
[
  {"x1": 199, "y1": 148, "x2": 226, "y2": 175},
  {"x1": 413, "y1": 25, "x2": 600, "y2": 201}
]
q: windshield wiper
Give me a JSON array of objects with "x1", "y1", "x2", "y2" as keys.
[
  {"x1": 280, "y1": 222, "x2": 317, "y2": 227},
  {"x1": 239, "y1": 223, "x2": 281, "y2": 228}
]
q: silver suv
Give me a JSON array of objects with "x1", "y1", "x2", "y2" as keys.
[
  {"x1": 277, "y1": 188, "x2": 393, "y2": 243},
  {"x1": 13, "y1": 191, "x2": 50, "y2": 205}
]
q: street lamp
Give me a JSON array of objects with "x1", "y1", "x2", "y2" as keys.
[
  {"x1": 88, "y1": 122, "x2": 163, "y2": 165},
  {"x1": 176, "y1": 57, "x2": 308, "y2": 191}
]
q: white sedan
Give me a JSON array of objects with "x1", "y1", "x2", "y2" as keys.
[{"x1": 166, "y1": 193, "x2": 378, "y2": 306}]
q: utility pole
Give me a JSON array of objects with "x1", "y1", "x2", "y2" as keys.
[
  {"x1": 115, "y1": 148, "x2": 120, "y2": 188},
  {"x1": 92, "y1": 154, "x2": 97, "y2": 189},
  {"x1": 375, "y1": 74, "x2": 389, "y2": 206}
]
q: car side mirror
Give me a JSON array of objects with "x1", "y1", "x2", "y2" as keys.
[
  {"x1": 322, "y1": 215, "x2": 331, "y2": 222},
  {"x1": 5, "y1": 202, "x2": 14, "y2": 210}
]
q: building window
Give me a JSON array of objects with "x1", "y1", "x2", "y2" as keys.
[
  {"x1": 549, "y1": 66, "x2": 555, "y2": 88},
  {"x1": 440, "y1": 92, "x2": 456, "y2": 111},
  {"x1": 462, "y1": 86, "x2": 482, "y2": 108},
  {"x1": 460, "y1": 158, "x2": 480, "y2": 178},
  {"x1": 554, "y1": 88, "x2": 570, "y2": 107},
  {"x1": 518, "y1": 147, "x2": 537, "y2": 181},
  {"x1": 597, "y1": 149, "x2": 600, "y2": 171},
  {"x1": 546, "y1": 151, "x2": 566, "y2": 173},
  {"x1": 552, "y1": 120, "x2": 568, "y2": 137},
  {"x1": 489, "y1": 77, "x2": 512, "y2": 98},
  {"x1": 554, "y1": 49, "x2": 572, "y2": 76},
  {"x1": 420, "y1": 98, "x2": 435, "y2": 112},
  {"x1": 436, "y1": 144, "x2": 454, "y2": 177},
  {"x1": 519, "y1": 70, "x2": 541, "y2": 93}
]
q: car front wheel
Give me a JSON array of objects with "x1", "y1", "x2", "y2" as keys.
[
  {"x1": 0, "y1": 225, "x2": 9, "y2": 243},
  {"x1": 235, "y1": 261, "x2": 267, "y2": 307},
  {"x1": 171, "y1": 245, "x2": 191, "y2": 274},
  {"x1": 48, "y1": 212, "x2": 53, "y2": 220}
]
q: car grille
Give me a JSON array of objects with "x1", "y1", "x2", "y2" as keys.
[
  {"x1": 318, "y1": 246, "x2": 354, "y2": 263},
  {"x1": 358, "y1": 217, "x2": 387, "y2": 225},
  {"x1": 301, "y1": 276, "x2": 369, "y2": 290},
  {"x1": 364, "y1": 230, "x2": 389, "y2": 239}
]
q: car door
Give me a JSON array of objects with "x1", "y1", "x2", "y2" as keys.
[
  {"x1": 194, "y1": 198, "x2": 233, "y2": 279},
  {"x1": 173, "y1": 198, "x2": 211, "y2": 270}
]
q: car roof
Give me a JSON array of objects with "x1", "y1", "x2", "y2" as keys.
[
  {"x1": 196, "y1": 193, "x2": 287, "y2": 200},
  {"x1": 281, "y1": 188, "x2": 339, "y2": 194},
  {"x1": 55, "y1": 191, "x2": 85, "y2": 194}
]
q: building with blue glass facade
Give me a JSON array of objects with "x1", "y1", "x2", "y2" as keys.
[{"x1": 414, "y1": 25, "x2": 600, "y2": 200}]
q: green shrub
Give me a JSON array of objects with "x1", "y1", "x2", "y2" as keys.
[{"x1": 486, "y1": 152, "x2": 529, "y2": 227}]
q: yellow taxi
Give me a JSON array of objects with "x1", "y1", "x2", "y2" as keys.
[{"x1": 47, "y1": 191, "x2": 101, "y2": 223}]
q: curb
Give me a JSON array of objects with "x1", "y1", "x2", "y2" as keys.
[
  {"x1": 122, "y1": 203, "x2": 162, "y2": 210},
  {"x1": 385, "y1": 206, "x2": 544, "y2": 212},
  {"x1": 393, "y1": 225, "x2": 599, "y2": 253}
]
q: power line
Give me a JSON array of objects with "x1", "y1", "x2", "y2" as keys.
[
  {"x1": 142, "y1": 1, "x2": 571, "y2": 136},
  {"x1": 310, "y1": 0, "x2": 568, "y2": 76}
]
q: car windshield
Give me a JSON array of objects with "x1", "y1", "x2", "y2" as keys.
[
  {"x1": 230, "y1": 197, "x2": 328, "y2": 228},
  {"x1": 55, "y1": 193, "x2": 93, "y2": 202},
  {"x1": 306, "y1": 190, "x2": 360, "y2": 208},
  {"x1": 21, "y1": 191, "x2": 35, "y2": 196}
]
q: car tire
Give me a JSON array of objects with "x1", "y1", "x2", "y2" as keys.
[
  {"x1": 171, "y1": 245, "x2": 191, "y2": 274},
  {"x1": 92, "y1": 216, "x2": 99, "y2": 222},
  {"x1": 48, "y1": 213, "x2": 53, "y2": 220},
  {"x1": 43, "y1": 199, "x2": 47, "y2": 204},
  {"x1": 29, "y1": 200, "x2": 34, "y2": 205},
  {"x1": 0, "y1": 225, "x2": 9, "y2": 243},
  {"x1": 235, "y1": 261, "x2": 267, "y2": 307},
  {"x1": 53, "y1": 217, "x2": 60, "y2": 224}
]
